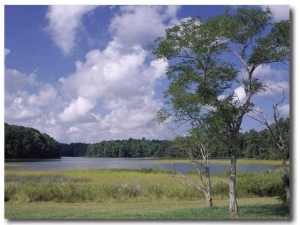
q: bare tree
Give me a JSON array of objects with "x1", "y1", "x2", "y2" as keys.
[
  {"x1": 251, "y1": 91, "x2": 290, "y2": 203},
  {"x1": 172, "y1": 129, "x2": 214, "y2": 208}
]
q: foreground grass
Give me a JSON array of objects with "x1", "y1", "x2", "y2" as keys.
[
  {"x1": 155, "y1": 158, "x2": 289, "y2": 166},
  {"x1": 5, "y1": 197, "x2": 289, "y2": 219},
  {"x1": 5, "y1": 168, "x2": 289, "y2": 219}
]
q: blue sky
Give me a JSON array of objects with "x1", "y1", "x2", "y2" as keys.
[{"x1": 4, "y1": 5, "x2": 290, "y2": 144}]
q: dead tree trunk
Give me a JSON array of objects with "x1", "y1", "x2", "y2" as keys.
[
  {"x1": 252, "y1": 91, "x2": 290, "y2": 203},
  {"x1": 228, "y1": 131, "x2": 238, "y2": 215},
  {"x1": 174, "y1": 144, "x2": 213, "y2": 209}
]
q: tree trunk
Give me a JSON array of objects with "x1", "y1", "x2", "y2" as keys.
[
  {"x1": 205, "y1": 164, "x2": 213, "y2": 208},
  {"x1": 229, "y1": 153, "x2": 238, "y2": 215},
  {"x1": 279, "y1": 146, "x2": 290, "y2": 203},
  {"x1": 205, "y1": 193, "x2": 213, "y2": 208}
]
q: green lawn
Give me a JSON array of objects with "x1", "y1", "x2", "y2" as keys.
[{"x1": 5, "y1": 197, "x2": 289, "y2": 220}]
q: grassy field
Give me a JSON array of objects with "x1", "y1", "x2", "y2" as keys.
[
  {"x1": 5, "y1": 198, "x2": 289, "y2": 219},
  {"x1": 4, "y1": 166, "x2": 289, "y2": 220}
]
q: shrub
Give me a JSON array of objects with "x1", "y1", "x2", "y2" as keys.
[
  {"x1": 5, "y1": 184, "x2": 17, "y2": 202},
  {"x1": 236, "y1": 170, "x2": 285, "y2": 198}
]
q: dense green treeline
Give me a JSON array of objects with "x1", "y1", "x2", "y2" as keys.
[
  {"x1": 4, "y1": 117, "x2": 289, "y2": 160},
  {"x1": 85, "y1": 138, "x2": 184, "y2": 158},
  {"x1": 237, "y1": 118, "x2": 290, "y2": 160},
  {"x1": 59, "y1": 143, "x2": 89, "y2": 157},
  {"x1": 5, "y1": 123, "x2": 60, "y2": 159}
]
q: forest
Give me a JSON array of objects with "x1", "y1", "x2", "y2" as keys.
[
  {"x1": 5, "y1": 123, "x2": 60, "y2": 159},
  {"x1": 4, "y1": 117, "x2": 289, "y2": 160}
]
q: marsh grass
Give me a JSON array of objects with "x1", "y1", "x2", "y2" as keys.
[
  {"x1": 5, "y1": 167, "x2": 287, "y2": 204},
  {"x1": 5, "y1": 163, "x2": 23, "y2": 169}
]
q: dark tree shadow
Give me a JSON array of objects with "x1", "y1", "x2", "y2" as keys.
[{"x1": 237, "y1": 203, "x2": 290, "y2": 219}]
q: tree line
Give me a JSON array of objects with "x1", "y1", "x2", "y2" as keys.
[
  {"x1": 5, "y1": 123, "x2": 60, "y2": 159},
  {"x1": 5, "y1": 117, "x2": 289, "y2": 160},
  {"x1": 82, "y1": 117, "x2": 290, "y2": 159}
]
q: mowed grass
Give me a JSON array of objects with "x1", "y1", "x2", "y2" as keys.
[
  {"x1": 5, "y1": 167, "x2": 290, "y2": 219},
  {"x1": 5, "y1": 198, "x2": 289, "y2": 219}
]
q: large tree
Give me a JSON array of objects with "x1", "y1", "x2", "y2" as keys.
[{"x1": 149, "y1": 7, "x2": 289, "y2": 215}]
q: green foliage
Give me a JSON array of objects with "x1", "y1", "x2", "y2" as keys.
[
  {"x1": 59, "y1": 142, "x2": 89, "y2": 157},
  {"x1": 86, "y1": 138, "x2": 185, "y2": 158},
  {"x1": 4, "y1": 117, "x2": 290, "y2": 160},
  {"x1": 5, "y1": 123, "x2": 60, "y2": 159},
  {"x1": 238, "y1": 118, "x2": 290, "y2": 160},
  {"x1": 5, "y1": 184, "x2": 17, "y2": 202},
  {"x1": 149, "y1": 6, "x2": 290, "y2": 168}
]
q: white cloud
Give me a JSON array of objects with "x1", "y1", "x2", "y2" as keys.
[
  {"x1": 5, "y1": 97, "x2": 43, "y2": 121},
  {"x1": 5, "y1": 48, "x2": 10, "y2": 56},
  {"x1": 277, "y1": 104, "x2": 289, "y2": 116},
  {"x1": 259, "y1": 80, "x2": 289, "y2": 97},
  {"x1": 27, "y1": 84, "x2": 58, "y2": 107},
  {"x1": 233, "y1": 86, "x2": 246, "y2": 103},
  {"x1": 5, "y1": 69, "x2": 38, "y2": 91},
  {"x1": 253, "y1": 64, "x2": 286, "y2": 79},
  {"x1": 109, "y1": 5, "x2": 180, "y2": 46},
  {"x1": 261, "y1": 5, "x2": 289, "y2": 22},
  {"x1": 59, "y1": 39, "x2": 168, "y2": 105},
  {"x1": 5, "y1": 5, "x2": 175, "y2": 143},
  {"x1": 57, "y1": 37, "x2": 169, "y2": 141},
  {"x1": 67, "y1": 126, "x2": 81, "y2": 133},
  {"x1": 58, "y1": 97, "x2": 95, "y2": 123},
  {"x1": 45, "y1": 5, "x2": 98, "y2": 56}
]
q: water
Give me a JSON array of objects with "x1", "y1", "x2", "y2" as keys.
[{"x1": 6, "y1": 157, "x2": 280, "y2": 174}]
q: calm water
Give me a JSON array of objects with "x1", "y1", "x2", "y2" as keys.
[{"x1": 6, "y1": 157, "x2": 280, "y2": 174}]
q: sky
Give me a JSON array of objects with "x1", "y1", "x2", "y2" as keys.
[{"x1": 3, "y1": 4, "x2": 291, "y2": 144}]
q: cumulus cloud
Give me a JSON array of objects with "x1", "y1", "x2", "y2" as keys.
[
  {"x1": 277, "y1": 104, "x2": 289, "y2": 116},
  {"x1": 233, "y1": 86, "x2": 246, "y2": 103},
  {"x1": 109, "y1": 5, "x2": 180, "y2": 46},
  {"x1": 67, "y1": 126, "x2": 81, "y2": 133},
  {"x1": 259, "y1": 80, "x2": 289, "y2": 97},
  {"x1": 4, "y1": 67, "x2": 62, "y2": 130},
  {"x1": 261, "y1": 5, "x2": 289, "y2": 22},
  {"x1": 57, "y1": 36, "x2": 169, "y2": 141},
  {"x1": 45, "y1": 5, "x2": 98, "y2": 56},
  {"x1": 5, "y1": 5, "x2": 176, "y2": 143},
  {"x1": 58, "y1": 97, "x2": 95, "y2": 123},
  {"x1": 253, "y1": 64, "x2": 289, "y2": 80},
  {"x1": 59, "y1": 39, "x2": 168, "y2": 106},
  {"x1": 5, "y1": 97, "x2": 43, "y2": 120},
  {"x1": 27, "y1": 84, "x2": 58, "y2": 107},
  {"x1": 5, "y1": 69, "x2": 38, "y2": 91}
]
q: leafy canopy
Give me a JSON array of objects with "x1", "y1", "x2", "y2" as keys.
[{"x1": 149, "y1": 7, "x2": 289, "y2": 133}]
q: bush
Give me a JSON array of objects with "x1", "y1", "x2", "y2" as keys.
[
  {"x1": 236, "y1": 170, "x2": 285, "y2": 198},
  {"x1": 5, "y1": 184, "x2": 17, "y2": 202}
]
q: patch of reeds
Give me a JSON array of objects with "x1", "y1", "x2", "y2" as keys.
[{"x1": 5, "y1": 168, "x2": 286, "y2": 203}]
